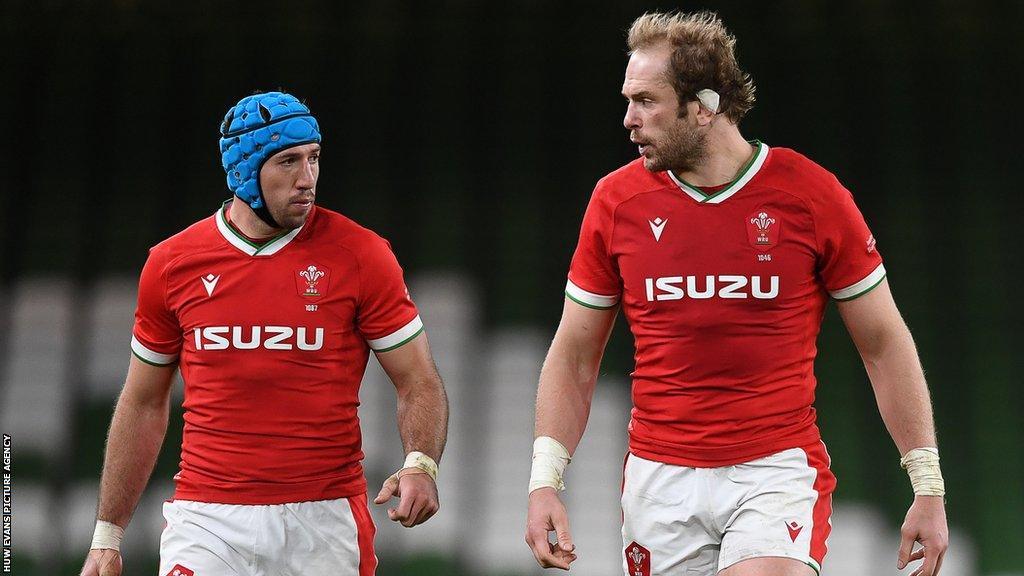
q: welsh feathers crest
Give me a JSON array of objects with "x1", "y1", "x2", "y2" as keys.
[
  {"x1": 624, "y1": 542, "x2": 650, "y2": 576},
  {"x1": 750, "y1": 212, "x2": 776, "y2": 235},
  {"x1": 295, "y1": 264, "x2": 331, "y2": 299},
  {"x1": 746, "y1": 208, "x2": 781, "y2": 251},
  {"x1": 300, "y1": 265, "x2": 325, "y2": 284}
]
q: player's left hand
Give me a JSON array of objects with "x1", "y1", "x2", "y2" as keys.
[
  {"x1": 897, "y1": 495, "x2": 948, "y2": 576},
  {"x1": 373, "y1": 468, "x2": 439, "y2": 527},
  {"x1": 79, "y1": 548, "x2": 122, "y2": 576}
]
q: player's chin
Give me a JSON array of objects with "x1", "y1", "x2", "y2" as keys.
[
  {"x1": 276, "y1": 209, "x2": 311, "y2": 230},
  {"x1": 288, "y1": 202, "x2": 314, "y2": 219},
  {"x1": 642, "y1": 155, "x2": 665, "y2": 172}
]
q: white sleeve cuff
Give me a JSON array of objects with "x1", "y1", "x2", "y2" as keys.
[
  {"x1": 367, "y1": 315, "x2": 424, "y2": 352},
  {"x1": 830, "y1": 263, "x2": 886, "y2": 301},
  {"x1": 130, "y1": 336, "x2": 178, "y2": 366},
  {"x1": 565, "y1": 280, "x2": 619, "y2": 309}
]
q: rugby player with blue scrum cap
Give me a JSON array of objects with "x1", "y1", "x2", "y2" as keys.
[{"x1": 81, "y1": 91, "x2": 448, "y2": 576}]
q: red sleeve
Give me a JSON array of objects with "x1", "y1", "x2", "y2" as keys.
[
  {"x1": 355, "y1": 236, "x2": 422, "y2": 352},
  {"x1": 131, "y1": 247, "x2": 182, "y2": 365},
  {"x1": 814, "y1": 176, "x2": 886, "y2": 301},
  {"x1": 565, "y1": 181, "x2": 621, "y2": 309}
]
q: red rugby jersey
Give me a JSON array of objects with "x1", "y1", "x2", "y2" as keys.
[
  {"x1": 567, "y1": 143, "x2": 884, "y2": 467},
  {"x1": 131, "y1": 201, "x2": 422, "y2": 504}
]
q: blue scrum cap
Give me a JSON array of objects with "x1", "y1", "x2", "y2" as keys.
[{"x1": 219, "y1": 91, "x2": 321, "y2": 228}]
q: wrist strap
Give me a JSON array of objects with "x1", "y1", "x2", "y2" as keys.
[
  {"x1": 529, "y1": 436, "x2": 571, "y2": 494},
  {"x1": 900, "y1": 447, "x2": 945, "y2": 497},
  {"x1": 400, "y1": 451, "x2": 438, "y2": 482},
  {"x1": 91, "y1": 520, "x2": 124, "y2": 551}
]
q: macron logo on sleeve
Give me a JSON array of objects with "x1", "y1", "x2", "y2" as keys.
[{"x1": 201, "y1": 274, "x2": 221, "y2": 297}]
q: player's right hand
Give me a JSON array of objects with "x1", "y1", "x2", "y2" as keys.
[
  {"x1": 374, "y1": 468, "x2": 440, "y2": 528},
  {"x1": 79, "y1": 548, "x2": 122, "y2": 576},
  {"x1": 525, "y1": 487, "x2": 577, "y2": 570}
]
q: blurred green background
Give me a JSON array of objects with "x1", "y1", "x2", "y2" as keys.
[{"x1": 1, "y1": 1, "x2": 1021, "y2": 574}]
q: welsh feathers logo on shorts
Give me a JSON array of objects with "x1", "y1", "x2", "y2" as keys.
[
  {"x1": 167, "y1": 565, "x2": 194, "y2": 576},
  {"x1": 624, "y1": 541, "x2": 650, "y2": 576}
]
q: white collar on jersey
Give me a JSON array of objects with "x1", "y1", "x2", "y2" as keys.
[
  {"x1": 668, "y1": 141, "x2": 769, "y2": 205},
  {"x1": 215, "y1": 201, "x2": 305, "y2": 257}
]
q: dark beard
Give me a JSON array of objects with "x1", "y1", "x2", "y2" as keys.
[{"x1": 645, "y1": 122, "x2": 708, "y2": 173}]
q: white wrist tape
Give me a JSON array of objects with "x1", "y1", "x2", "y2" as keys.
[
  {"x1": 900, "y1": 447, "x2": 945, "y2": 497},
  {"x1": 400, "y1": 451, "x2": 438, "y2": 482},
  {"x1": 529, "y1": 436, "x2": 571, "y2": 494},
  {"x1": 90, "y1": 520, "x2": 124, "y2": 551}
]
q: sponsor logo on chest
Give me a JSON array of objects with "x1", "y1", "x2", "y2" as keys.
[
  {"x1": 193, "y1": 325, "x2": 324, "y2": 351},
  {"x1": 644, "y1": 274, "x2": 779, "y2": 301}
]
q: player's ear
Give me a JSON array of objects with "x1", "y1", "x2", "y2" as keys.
[{"x1": 694, "y1": 88, "x2": 719, "y2": 126}]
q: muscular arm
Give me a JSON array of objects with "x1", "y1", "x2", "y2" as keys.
[
  {"x1": 372, "y1": 331, "x2": 448, "y2": 527},
  {"x1": 837, "y1": 279, "x2": 935, "y2": 453},
  {"x1": 375, "y1": 332, "x2": 448, "y2": 462},
  {"x1": 81, "y1": 356, "x2": 175, "y2": 576},
  {"x1": 526, "y1": 298, "x2": 617, "y2": 570},
  {"x1": 837, "y1": 279, "x2": 948, "y2": 575},
  {"x1": 97, "y1": 356, "x2": 176, "y2": 527},
  {"x1": 535, "y1": 298, "x2": 618, "y2": 453}
]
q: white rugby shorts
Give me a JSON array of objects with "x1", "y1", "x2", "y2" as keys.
[
  {"x1": 621, "y1": 442, "x2": 835, "y2": 575},
  {"x1": 158, "y1": 494, "x2": 376, "y2": 576}
]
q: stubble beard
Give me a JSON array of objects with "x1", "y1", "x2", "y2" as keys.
[
  {"x1": 644, "y1": 121, "x2": 708, "y2": 174},
  {"x1": 268, "y1": 198, "x2": 314, "y2": 231}
]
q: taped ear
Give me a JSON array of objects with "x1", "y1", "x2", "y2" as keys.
[{"x1": 696, "y1": 89, "x2": 720, "y2": 114}]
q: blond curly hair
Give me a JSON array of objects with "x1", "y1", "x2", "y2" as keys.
[{"x1": 628, "y1": 11, "x2": 756, "y2": 122}]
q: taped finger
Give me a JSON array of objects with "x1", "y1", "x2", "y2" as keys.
[{"x1": 374, "y1": 474, "x2": 399, "y2": 504}]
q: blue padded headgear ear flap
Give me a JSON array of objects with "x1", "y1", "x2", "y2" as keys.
[{"x1": 219, "y1": 91, "x2": 321, "y2": 229}]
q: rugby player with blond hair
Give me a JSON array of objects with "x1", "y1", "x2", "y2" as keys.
[{"x1": 526, "y1": 11, "x2": 947, "y2": 576}]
